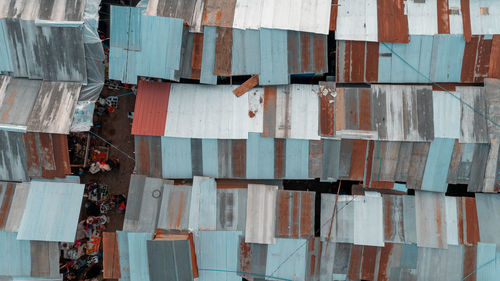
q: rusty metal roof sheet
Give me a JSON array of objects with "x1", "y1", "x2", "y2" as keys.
[
  {"x1": 276, "y1": 190, "x2": 314, "y2": 239},
  {"x1": 415, "y1": 190, "x2": 447, "y2": 249},
  {"x1": 0, "y1": 131, "x2": 27, "y2": 182},
  {"x1": 0, "y1": 77, "x2": 41, "y2": 131},
  {"x1": 131, "y1": 80, "x2": 170, "y2": 136}
]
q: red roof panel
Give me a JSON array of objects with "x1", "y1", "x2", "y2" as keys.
[{"x1": 131, "y1": 80, "x2": 171, "y2": 136}]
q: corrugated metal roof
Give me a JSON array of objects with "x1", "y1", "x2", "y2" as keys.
[
  {"x1": 202, "y1": 0, "x2": 331, "y2": 35},
  {"x1": 321, "y1": 194, "x2": 354, "y2": 243},
  {"x1": 123, "y1": 175, "x2": 168, "y2": 233},
  {"x1": 276, "y1": 190, "x2": 314, "y2": 239},
  {"x1": 484, "y1": 78, "x2": 500, "y2": 139},
  {"x1": 216, "y1": 188, "x2": 247, "y2": 231},
  {"x1": 0, "y1": 0, "x2": 86, "y2": 21},
  {"x1": 470, "y1": 1, "x2": 500, "y2": 35},
  {"x1": 24, "y1": 133, "x2": 71, "y2": 179},
  {"x1": 265, "y1": 238, "x2": 308, "y2": 281},
  {"x1": 262, "y1": 84, "x2": 320, "y2": 140},
  {"x1": 0, "y1": 77, "x2": 40, "y2": 131},
  {"x1": 26, "y1": 81, "x2": 80, "y2": 134},
  {"x1": 458, "y1": 86, "x2": 489, "y2": 143},
  {"x1": 134, "y1": 135, "x2": 163, "y2": 178},
  {"x1": 189, "y1": 176, "x2": 217, "y2": 231},
  {"x1": 146, "y1": 0, "x2": 205, "y2": 32},
  {"x1": 335, "y1": 0, "x2": 378, "y2": 42},
  {"x1": 147, "y1": 240, "x2": 193, "y2": 281},
  {"x1": 17, "y1": 181, "x2": 84, "y2": 242},
  {"x1": 433, "y1": 90, "x2": 461, "y2": 139},
  {"x1": 165, "y1": 84, "x2": 249, "y2": 139},
  {"x1": 372, "y1": 85, "x2": 434, "y2": 141},
  {"x1": 245, "y1": 184, "x2": 277, "y2": 244},
  {"x1": 421, "y1": 138, "x2": 455, "y2": 192},
  {"x1": 131, "y1": 80, "x2": 170, "y2": 136},
  {"x1": 116, "y1": 231, "x2": 153, "y2": 281},
  {"x1": 0, "y1": 130, "x2": 27, "y2": 182},
  {"x1": 109, "y1": 6, "x2": 184, "y2": 84},
  {"x1": 0, "y1": 182, "x2": 27, "y2": 232},
  {"x1": 196, "y1": 231, "x2": 241, "y2": 281},
  {"x1": 415, "y1": 190, "x2": 447, "y2": 249},
  {"x1": 475, "y1": 193, "x2": 500, "y2": 246},
  {"x1": 157, "y1": 183, "x2": 192, "y2": 231},
  {"x1": 0, "y1": 232, "x2": 60, "y2": 279},
  {"x1": 353, "y1": 193, "x2": 384, "y2": 247}
]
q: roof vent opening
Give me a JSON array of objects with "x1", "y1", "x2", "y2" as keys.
[{"x1": 480, "y1": 7, "x2": 489, "y2": 15}]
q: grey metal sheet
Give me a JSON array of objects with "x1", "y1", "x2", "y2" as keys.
[
  {"x1": 4, "y1": 182, "x2": 29, "y2": 232},
  {"x1": 371, "y1": 141, "x2": 400, "y2": 182},
  {"x1": 338, "y1": 139, "x2": 353, "y2": 178},
  {"x1": 321, "y1": 139, "x2": 340, "y2": 182},
  {"x1": 484, "y1": 78, "x2": 500, "y2": 139},
  {"x1": 36, "y1": 25, "x2": 87, "y2": 82},
  {"x1": 147, "y1": 240, "x2": 193, "y2": 281},
  {"x1": 123, "y1": 175, "x2": 167, "y2": 233},
  {"x1": 320, "y1": 194, "x2": 354, "y2": 243},
  {"x1": 157, "y1": 183, "x2": 192, "y2": 231},
  {"x1": 216, "y1": 188, "x2": 247, "y2": 231},
  {"x1": 394, "y1": 142, "x2": 413, "y2": 182},
  {"x1": 27, "y1": 81, "x2": 80, "y2": 134},
  {"x1": 0, "y1": 130, "x2": 27, "y2": 182},
  {"x1": 353, "y1": 194, "x2": 384, "y2": 246},
  {"x1": 406, "y1": 142, "x2": 430, "y2": 190},
  {"x1": 475, "y1": 193, "x2": 500, "y2": 246},
  {"x1": 0, "y1": 76, "x2": 41, "y2": 129},
  {"x1": 416, "y1": 247, "x2": 447, "y2": 281},
  {"x1": 445, "y1": 245, "x2": 464, "y2": 281},
  {"x1": 467, "y1": 143, "x2": 490, "y2": 192},
  {"x1": 483, "y1": 139, "x2": 500, "y2": 193},
  {"x1": 402, "y1": 195, "x2": 417, "y2": 244},
  {"x1": 0, "y1": 0, "x2": 85, "y2": 21},
  {"x1": 459, "y1": 86, "x2": 489, "y2": 143}
]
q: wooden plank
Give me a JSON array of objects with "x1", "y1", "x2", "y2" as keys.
[
  {"x1": 52, "y1": 134, "x2": 71, "y2": 177},
  {"x1": 233, "y1": 75, "x2": 259, "y2": 97}
]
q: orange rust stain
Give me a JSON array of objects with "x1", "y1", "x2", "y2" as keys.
[
  {"x1": 435, "y1": 197, "x2": 444, "y2": 248},
  {"x1": 277, "y1": 192, "x2": 290, "y2": 237},
  {"x1": 457, "y1": 197, "x2": 464, "y2": 244},
  {"x1": 463, "y1": 246, "x2": 477, "y2": 280},
  {"x1": 291, "y1": 193, "x2": 299, "y2": 237},
  {"x1": 300, "y1": 192, "x2": 314, "y2": 237},
  {"x1": 310, "y1": 254, "x2": 316, "y2": 275},
  {"x1": 377, "y1": 243, "x2": 394, "y2": 281},
  {"x1": 464, "y1": 197, "x2": 480, "y2": 246},
  {"x1": 0, "y1": 183, "x2": 14, "y2": 228},
  {"x1": 248, "y1": 111, "x2": 256, "y2": 118},
  {"x1": 1, "y1": 91, "x2": 16, "y2": 122},
  {"x1": 215, "y1": 10, "x2": 222, "y2": 22},
  {"x1": 259, "y1": 96, "x2": 263, "y2": 104},
  {"x1": 437, "y1": 0, "x2": 450, "y2": 34},
  {"x1": 239, "y1": 240, "x2": 252, "y2": 272},
  {"x1": 175, "y1": 191, "x2": 185, "y2": 229}
]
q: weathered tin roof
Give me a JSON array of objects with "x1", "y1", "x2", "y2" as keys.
[
  {"x1": 0, "y1": 231, "x2": 60, "y2": 279},
  {"x1": 146, "y1": 0, "x2": 205, "y2": 32},
  {"x1": 116, "y1": 231, "x2": 153, "y2": 281},
  {"x1": 201, "y1": 0, "x2": 331, "y2": 35},
  {"x1": 16, "y1": 180, "x2": 84, "y2": 242},
  {"x1": 109, "y1": 6, "x2": 184, "y2": 84},
  {"x1": 337, "y1": 35, "x2": 500, "y2": 83},
  {"x1": 147, "y1": 240, "x2": 194, "y2": 281},
  {"x1": 244, "y1": 184, "x2": 277, "y2": 244},
  {"x1": 0, "y1": 76, "x2": 81, "y2": 134},
  {"x1": 196, "y1": 231, "x2": 241, "y2": 281},
  {"x1": 0, "y1": 131, "x2": 27, "y2": 182}
]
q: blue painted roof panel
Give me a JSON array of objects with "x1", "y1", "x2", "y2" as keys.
[
  {"x1": 110, "y1": 6, "x2": 131, "y2": 49},
  {"x1": 200, "y1": 26, "x2": 217, "y2": 85},
  {"x1": 246, "y1": 133, "x2": 274, "y2": 179},
  {"x1": 430, "y1": 35, "x2": 465, "y2": 82},
  {"x1": 265, "y1": 238, "x2": 307, "y2": 281},
  {"x1": 285, "y1": 138, "x2": 310, "y2": 179},
  {"x1": 117, "y1": 231, "x2": 153, "y2": 281},
  {"x1": 476, "y1": 243, "x2": 497, "y2": 281},
  {"x1": 197, "y1": 231, "x2": 242, "y2": 281},
  {"x1": 0, "y1": 231, "x2": 31, "y2": 276},
  {"x1": 0, "y1": 19, "x2": 13, "y2": 73},
  {"x1": 161, "y1": 137, "x2": 192, "y2": 178},
  {"x1": 260, "y1": 28, "x2": 289, "y2": 85},
  {"x1": 421, "y1": 138, "x2": 455, "y2": 192},
  {"x1": 17, "y1": 181, "x2": 84, "y2": 242},
  {"x1": 231, "y1": 29, "x2": 260, "y2": 76},
  {"x1": 202, "y1": 139, "x2": 219, "y2": 178}
]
